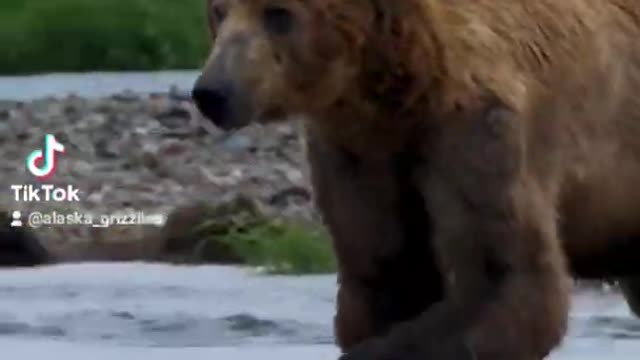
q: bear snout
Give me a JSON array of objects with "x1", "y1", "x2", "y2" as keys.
[
  {"x1": 192, "y1": 85, "x2": 230, "y2": 125},
  {"x1": 191, "y1": 82, "x2": 251, "y2": 131}
]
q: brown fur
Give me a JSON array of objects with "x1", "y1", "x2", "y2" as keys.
[{"x1": 193, "y1": 0, "x2": 640, "y2": 358}]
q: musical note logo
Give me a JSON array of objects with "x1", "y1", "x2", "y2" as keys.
[{"x1": 26, "y1": 134, "x2": 65, "y2": 180}]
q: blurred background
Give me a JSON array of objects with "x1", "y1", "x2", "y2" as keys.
[
  {"x1": 0, "y1": 1, "x2": 638, "y2": 359},
  {"x1": 1, "y1": 0, "x2": 208, "y2": 74}
]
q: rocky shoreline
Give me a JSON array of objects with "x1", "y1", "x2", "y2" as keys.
[{"x1": 1, "y1": 88, "x2": 319, "y2": 265}]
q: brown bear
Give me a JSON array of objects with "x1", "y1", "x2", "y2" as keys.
[{"x1": 192, "y1": 0, "x2": 640, "y2": 359}]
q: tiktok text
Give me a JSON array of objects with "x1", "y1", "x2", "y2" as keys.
[
  {"x1": 11, "y1": 184, "x2": 81, "y2": 202},
  {"x1": 24, "y1": 210, "x2": 165, "y2": 229}
]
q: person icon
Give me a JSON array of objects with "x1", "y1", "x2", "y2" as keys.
[{"x1": 10, "y1": 211, "x2": 22, "y2": 227}]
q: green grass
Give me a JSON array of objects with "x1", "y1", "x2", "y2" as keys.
[
  {"x1": 171, "y1": 197, "x2": 336, "y2": 275},
  {"x1": 0, "y1": 0, "x2": 210, "y2": 74},
  {"x1": 220, "y1": 219, "x2": 336, "y2": 275},
  {"x1": 193, "y1": 215, "x2": 337, "y2": 275}
]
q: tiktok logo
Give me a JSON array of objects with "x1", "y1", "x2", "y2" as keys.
[
  {"x1": 26, "y1": 134, "x2": 65, "y2": 180},
  {"x1": 13, "y1": 134, "x2": 80, "y2": 203}
]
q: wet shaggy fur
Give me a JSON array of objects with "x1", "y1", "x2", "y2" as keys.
[{"x1": 193, "y1": 0, "x2": 640, "y2": 359}]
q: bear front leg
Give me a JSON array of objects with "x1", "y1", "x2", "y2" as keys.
[
  {"x1": 340, "y1": 103, "x2": 572, "y2": 359},
  {"x1": 304, "y1": 131, "x2": 443, "y2": 352},
  {"x1": 424, "y1": 177, "x2": 570, "y2": 359}
]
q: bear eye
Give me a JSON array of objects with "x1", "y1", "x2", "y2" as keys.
[
  {"x1": 263, "y1": 6, "x2": 294, "y2": 35},
  {"x1": 211, "y1": 4, "x2": 228, "y2": 23}
]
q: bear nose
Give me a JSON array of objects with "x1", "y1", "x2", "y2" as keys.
[{"x1": 191, "y1": 86, "x2": 231, "y2": 127}]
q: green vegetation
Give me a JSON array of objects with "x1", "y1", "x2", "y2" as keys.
[
  {"x1": 192, "y1": 214, "x2": 337, "y2": 276},
  {"x1": 163, "y1": 197, "x2": 336, "y2": 275},
  {"x1": 0, "y1": 0, "x2": 210, "y2": 74},
  {"x1": 217, "y1": 219, "x2": 336, "y2": 275}
]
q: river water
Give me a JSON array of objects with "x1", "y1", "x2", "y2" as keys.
[
  {"x1": 1, "y1": 71, "x2": 639, "y2": 359},
  {"x1": 0, "y1": 263, "x2": 637, "y2": 360},
  {"x1": 0, "y1": 71, "x2": 199, "y2": 101}
]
